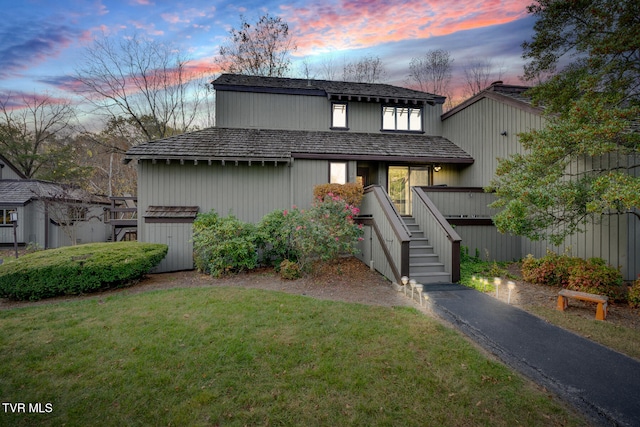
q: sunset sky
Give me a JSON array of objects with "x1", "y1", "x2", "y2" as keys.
[{"x1": 0, "y1": 0, "x2": 536, "y2": 108}]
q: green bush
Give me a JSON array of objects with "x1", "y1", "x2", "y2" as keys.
[
  {"x1": 192, "y1": 211, "x2": 258, "y2": 277},
  {"x1": 256, "y1": 209, "x2": 299, "y2": 268},
  {"x1": 0, "y1": 242, "x2": 168, "y2": 301},
  {"x1": 289, "y1": 194, "x2": 364, "y2": 272}
]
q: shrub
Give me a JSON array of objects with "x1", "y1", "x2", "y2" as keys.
[
  {"x1": 521, "y1": 251, "x2": 623, "y2": 299},
  {"x1": 279, "y1": 259, "x2": 301, "y2": 280},
  {"x1": 0, "y1": 242, "x2": 167, "y2": 301},
  {"x1": 192, "y1": 211, "x2": 258, "y2": 277},
  {"x1": 256, "y1": 209, "x2": 300, "y2": 268},
  {"x1": 521, "y1": 251, "x2": 581, "y2": 287},
  {"x1": 313, "y1": 182, "x2": 364, "y2": 207},
  {"x1": 628, "y1": 278, "x2": 640, "y2": 308},
  {"x1": 290, "y1": 194, "x2": 364, "y2": 272}
]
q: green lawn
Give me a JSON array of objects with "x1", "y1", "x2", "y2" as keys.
[{"x1": 0, "y1": 287, "x2": 584, "y2": 426}]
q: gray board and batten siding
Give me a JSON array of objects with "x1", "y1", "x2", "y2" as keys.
[
  {"x1": 136, "y1": 158, "x2": 357, "y2": 272},
  {"x1": 441, "y1": 84, "x2": 639, "y2": 280},
  {"x1": 213, "y1": 74, "x2": 444, "y2": 135}
]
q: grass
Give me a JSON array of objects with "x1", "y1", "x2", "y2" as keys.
[{"x1": 0, "y1": 287, "x2": 583, "y2": 426}]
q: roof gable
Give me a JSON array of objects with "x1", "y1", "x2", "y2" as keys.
[
  {"x1": 212, "y1": 74, "x2": 446, "y2": 106},
  {"x1": 0, "y1": 154, "x2": 27, "y2": 180},
  {"x1": 442, "y1": 81, "x2": 542, "y2": 120}
]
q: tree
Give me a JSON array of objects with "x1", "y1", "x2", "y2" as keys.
[
  {"x1": 462, "y1": 57, "x2": 504, "y2": 98},
  {"x1": 74, "y1": 32, "x2": 215, "y2": 144},
  {"x1": 218, "y1": 14, "x2": 296, "y2": 77},
  {"x1": 0, "y1": 92, "x2": 88, "y2": 183},
  {"x1": 407, "y1": 49, "x2": 453, "y2": 95},
  {"x1": 488, "y1": 0, "x2": 640, "y2": 245},
  {"x1": 342, "y1": 55, "x2": 387, "y2": 83}
]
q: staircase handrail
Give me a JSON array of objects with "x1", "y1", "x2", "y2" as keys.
[{"x1": 412, "y1": 187, "x2": 462, "y2": 282}]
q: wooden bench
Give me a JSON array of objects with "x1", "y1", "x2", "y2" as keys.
[{"x1": 557, "y1": 289, "x2": 608, "y2": 320}]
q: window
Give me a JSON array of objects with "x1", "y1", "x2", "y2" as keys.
[
  {"x1": 331, "y1": 103, "x2": 348, "y2": 129},
  {"x1": 67, "y1": 206, "x2": 87, "y2": 222},
  {"x1": 0, "y1": 209, "x2": 12, "y2": 225},
  {"x1": 382, "y1": 106, "x2": 422, "y2": 131},
  {"x1": 329, "y1": 162, "x2": 347, "y2": 184}
]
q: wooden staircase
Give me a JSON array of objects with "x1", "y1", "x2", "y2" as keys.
[{"x1": 403, "y1": 216, "x2": 451, "y2": 284}]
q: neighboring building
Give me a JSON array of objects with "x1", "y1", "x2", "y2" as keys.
[
  {"x1": 125, "y1": 76, "x2": 639, "y2": 282},
  {"x1": 0, "y1": 154, "x2": 111, "y2": 250}
]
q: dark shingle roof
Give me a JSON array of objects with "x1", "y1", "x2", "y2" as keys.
[
  {"x1": 212, "y1": 74, "x2": 446, "y2": 105},
  {"x1": 125, "y1": 127, "x2": 473, "y2": 164},
  {"x1": 0, "y1": 180, "x2": 108, "y2": 206}
]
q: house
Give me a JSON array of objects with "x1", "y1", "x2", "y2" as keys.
[
  {"x1": 125, "y1": 74, "x2": 474, "y2": 277},
  {"x1": 0, "y1": 154, "x2": 111, "y2": 250},
  {"x1": 125, "y1": 75, "x2": 639, "y2": 282}
]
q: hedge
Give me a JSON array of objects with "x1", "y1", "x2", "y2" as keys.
[{"x1": 0, "y1": 242, "x2": 168, "y2": 301}]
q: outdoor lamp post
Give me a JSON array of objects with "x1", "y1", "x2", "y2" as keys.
[{"x1": 10, "y1": 210, "x2": 18, "y2": 258}]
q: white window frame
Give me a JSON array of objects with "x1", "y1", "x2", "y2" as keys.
[
  {"x1": 331, "y1": 102, "x2": 348, "y2": 129},
  {"x1": 329, "y1": 161, "x2": 348, "y2": 184},
  {"x1": 382, "y1": 106, "x2": 423, "y2": 132}
]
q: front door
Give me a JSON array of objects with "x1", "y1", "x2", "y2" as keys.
[{"x1": 388, "y1": 166, "x2": 430, "y2": 215}]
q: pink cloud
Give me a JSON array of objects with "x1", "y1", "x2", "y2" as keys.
[
  {"x1": 129, "y1": 20, "x2": 164, "y2": 36},
  {"x1": 281, "y1": 0, "x2": 530, "y2": 55},
  {"x1": 161, "y1": 13, "x2": 188, "y2": 25}
]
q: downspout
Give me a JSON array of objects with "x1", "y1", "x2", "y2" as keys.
[
  {"x1": 44, "y1": 203, "x2": 49, "y2": 249},
  {"x1": 289, "y1": 157, "x2": 294, "y2": 208}
]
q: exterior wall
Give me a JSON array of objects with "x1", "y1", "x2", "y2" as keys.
[
  {"x1": 422, "y1": 187, "x2": 639, "y2": 279},
  {"x1": 216, "y1": 91, "x2": 443, "y2": 135},
  {"x1": 137, "y1": 158, "x2": 352, "y2": 271},
  {"x1": 442, "y1": 97, "x2": 545, "y2": 188},
  {"x1": 0, "y1": 166, "x2": 23, "y2": 180}
]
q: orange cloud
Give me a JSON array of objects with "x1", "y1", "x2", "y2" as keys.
[{"x1": 281, "y1": 0, "x2": 530, "y2": 55}]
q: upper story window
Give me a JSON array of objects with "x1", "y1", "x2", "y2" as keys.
[
  {"x1": 382, "y1": 106, "x2": 422, "y2": 132},
  {"x1": 331, "y1": 103, "x2": 348, "y2": 129}
]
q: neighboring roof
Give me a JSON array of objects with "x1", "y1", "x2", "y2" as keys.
[
  {"x1": 0, "y1": 154, "x2": 27, "y2": 180},
  {"x1": 125, "y1": 127, "x2": 474, "y2": 165},
  {"x1": 212, "y1": 74, "x2": 446, "y2": 105},
  {"x1": 0, "y1": 180, "x2": 109, "y2": 207},
  {"x1": 442, "y1": 81, "x2": 542, "y2": 120}
]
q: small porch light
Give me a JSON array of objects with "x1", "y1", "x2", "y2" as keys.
[
  {"x1": 433, "y1": 164, "x2": 442, "y2": 172},
  {"x1": 9, "y1": 210, "x2": 18, "y2": 223}
]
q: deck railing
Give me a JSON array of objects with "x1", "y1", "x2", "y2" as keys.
[
  {"x1": 412, "y1": 187, "x2": 462, "y2": 282},
  {"x1": 356, "y1": 185, "x2": 411, "y2": 284}
]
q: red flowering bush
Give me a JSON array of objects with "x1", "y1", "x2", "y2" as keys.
[
  {"x1": 288, "y1": 193, "x2": 364, "y2": 272},
  {"x1": 521, "y1": 251, "x2": 623, "y2": 299}
]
